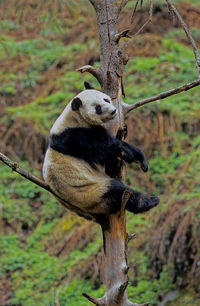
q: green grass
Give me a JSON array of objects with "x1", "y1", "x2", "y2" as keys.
[{"x1": 1, "y1": 0, "x2": 200, "y2": 304}]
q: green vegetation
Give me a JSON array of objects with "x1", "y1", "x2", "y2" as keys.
[{"x1": 0, "y1": 0, "x2": 200, "y2": 305}]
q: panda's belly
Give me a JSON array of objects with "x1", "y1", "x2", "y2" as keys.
[{"x1": 43, "y1": 148, "x2": 110, "y2": 212}]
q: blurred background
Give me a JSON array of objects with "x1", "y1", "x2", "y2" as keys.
[{"x1": 0, "y1": 0, "x2": 200, "y2": 305}]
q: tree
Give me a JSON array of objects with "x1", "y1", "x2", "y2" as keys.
[{"x1": 0, "y1": 0, "x2": 200, "y2": 305}]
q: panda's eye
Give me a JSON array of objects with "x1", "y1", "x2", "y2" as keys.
[
  {"x1": 104, "y1": 98, "x2": 110, "y2": 103},
  {"x1": 95, "y1": 105, "x2": 102, "y2": 115}
]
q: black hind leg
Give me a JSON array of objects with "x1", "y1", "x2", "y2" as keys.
[
  {"x1": 102, "y1": 180, "x2": 126, "y2": 214},
  {"x1": 103, "y1": 179, "x2": 159, "y2": 214}
]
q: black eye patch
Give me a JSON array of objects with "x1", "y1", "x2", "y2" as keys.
[
  {"x1": 104, "y1": 98, "x2": 110, "y2": 103},
  {"x1": 95, "y1": 105, "x2": 102, "y2": 115}
]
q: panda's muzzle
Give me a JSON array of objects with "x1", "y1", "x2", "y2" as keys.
[{"x1": 111, "y1": 109, "x2": 116, "y2": 116}]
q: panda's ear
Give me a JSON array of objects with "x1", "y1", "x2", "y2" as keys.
[
  {"x1": 71, "y1": 97, "x2": 82, "y2": 111},
  {"x1": 84, "y1": 81, "x2": 94, "y2": 90}
]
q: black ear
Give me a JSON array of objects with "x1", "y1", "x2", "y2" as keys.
[
  {"x1": 84, "y1": 81, "x2": 94, "y2": 90},
  {"x1": 71, "y1": 97, "x2": 82, "y2": 111}
]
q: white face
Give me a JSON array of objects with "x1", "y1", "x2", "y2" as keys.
[{"x1": 77, "y1": 90, "x2": 117, "y2": 125}]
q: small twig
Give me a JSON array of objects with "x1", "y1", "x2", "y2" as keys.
[
  {"x1": 124, "y1": 79, "x2": 200, "y2": 113},
  {"x1": 126, "y1": 233, "x2": 136, "y2": 244},
  {"x1": 125, "y1": 232, "x2": 136, "y2": 265},
  {"x1": 132, "y1": 303, "x2": 150, "y2": 306},
  {"x1": 118, "y1": 0, "x2": 132, "y2": 14},
  {"x1": 133, "y1": 19, "x2": 149, "y2": 36},
  {"x1": 121, "y1": 189, "x2": 132, "y2": 213},
  {"x1": 165, "y1": 0, "x2": 200, "y2": 79},
  {"x1": 82, "y1": 292, "x2": 104, "y2": 306},
  {"x1": 131, "y1": 0, "x2": 153, "y2": 35},
  {"x1": 131, "y1": 0, "x2": 140, "y2": 22},
  {"x1": 76, "y1": 65, "x2": 103, "y2": 86},
  {"x1": 117, "y1": 0, "x2": 153, "y2": 41}
]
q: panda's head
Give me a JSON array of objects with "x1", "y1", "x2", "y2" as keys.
[{"x1": 71, "y1": 90, "x2": 117, "y2": 126}]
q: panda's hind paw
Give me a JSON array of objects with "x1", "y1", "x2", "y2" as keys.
[
  {"x1": 127, "y1": 194, "x2": 160, "y2": 214},
  {"x1": 136, "y1": 195, "x2": 160, "y2": 213}
]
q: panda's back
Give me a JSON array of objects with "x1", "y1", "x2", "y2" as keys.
[{"x1": 43, "y1": 148, "x2": 110, "y2": 212}]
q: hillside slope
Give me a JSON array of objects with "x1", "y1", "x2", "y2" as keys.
[{"x1": 0, "y1": 1, "x2": 200, "y2": 305}]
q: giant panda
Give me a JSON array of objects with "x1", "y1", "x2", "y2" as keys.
[{"x1": 43, "y1": 89, "x2": 159, "y2": 220}]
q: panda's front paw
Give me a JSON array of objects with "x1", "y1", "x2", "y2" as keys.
[
  {"x1": 122, "y1": 148, "x2": 135, "y2": 164},
  {"x1": 122, "y1": 143, "x2": 148, "y2": 172},
  {"x1": 141, "y1": 158, "x2": 148, "y2": 172}
]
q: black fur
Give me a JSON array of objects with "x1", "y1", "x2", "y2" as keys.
[
  {"x1": 49, "y1": 125, "x2": 148, "y2": 171},
  {"x1": 71, "y1": 97, "x2": 82, "y2": 111},
  {"x1": 102, "y1": 180, "x2": 125, "y2": 213},
  {"x1": 104, "y1": 98, "x2": 111, "y2": 103},
  {"x1": 50, "y1": 126, "x2": 121, "y2": 168},
  {"x1": 84, "y1": 81, "x2": 94, "y2": 90},
  {"x1": 103, "y1": 179, "x2": 159, "y2": 214},
  {"x1": 95, "y1": 105, "x2": 102, "y2": 115}
]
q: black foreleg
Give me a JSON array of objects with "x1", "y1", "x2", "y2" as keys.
[
  {"x1": 119, "y1": 141, "x2": 148, "y2": 172},
  {"x1": 103, "y1": 179, "x2": 159, "y2": 214}
]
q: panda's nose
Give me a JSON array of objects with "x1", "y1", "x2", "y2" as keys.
[{"x1": 111, "y1": 109, "x2": 116, "y2": 115}]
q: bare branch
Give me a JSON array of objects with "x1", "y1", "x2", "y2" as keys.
[
  {"x1": 165, "y1": 0, "x2": 200, "y2": 79},
  {"x1": 131, "y1": 0, "x2": 140, "y2": 22},
  {"x1": 133, "y1": 18, "x2": 150, "y2": 36},
  {"x1": 131, "y1": 0, "x2": 153, "y2": 36},
  {"x1": 124, "y1": 79, "x2": 200, "y2": 113},
  {"x1": 82, "y1": 292, "x2": 104, "y2": 306},
  {"x1": 0, "y1": 152, "x2": 95, "y2": 221},
  {"x1": 126, "y1": 233, "x2": 137, "y2": 244},
  {"x1": 132, "y1": 303, "x2": 150, "y2": 306},
  {"x1": 125, "y1": 233, "x2": 136, "y2": 263},
  {"x1": 118, "y1": 0, "x2": 132, "y2": 14},
  {"x1": 0, "y1": 152, "x2": 51, "y2": 193},
  {"x1": 117, "y1": 0, "x2": 153, "y2": 42},
  {"x1": 76, "y1": 65, "x2": 103, "y2": 86}
]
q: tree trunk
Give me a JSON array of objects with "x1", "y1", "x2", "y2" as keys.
[{"x1": 82, "y1": 1, "x2": 149, "y2": 305}]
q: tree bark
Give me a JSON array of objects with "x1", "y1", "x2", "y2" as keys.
[{"x1": 82, "y1": 1, "x2": 148, "y2": 305}]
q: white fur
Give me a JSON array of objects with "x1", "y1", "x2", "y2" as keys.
[{"x1": 50, "y1": 90, "x2": 116, "y2": 134}]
